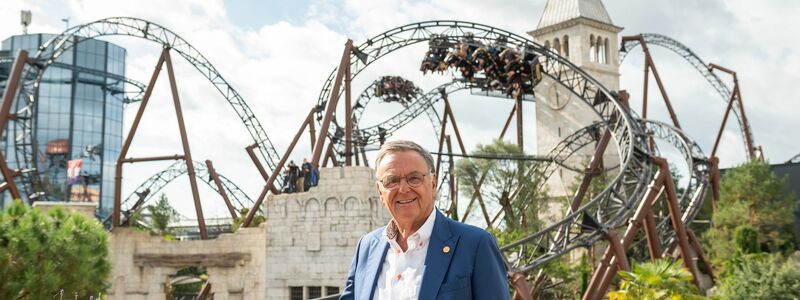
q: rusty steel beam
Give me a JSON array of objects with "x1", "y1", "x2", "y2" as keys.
[
  {"x1": 510, "y1": 271, "x2": 533, "y2": 300},
  {"x1": 710, "y1": 86, "x2": 737, "y2": 158},
  {"x1": 114, "y1": 49, "x2": 168, "y2": 228},
  {"x1": 515, "y1": 96, "x2": 524, "y2": 151},
  {"x1": 360, "y1": 143, "x2": 369, "y2": 167},
  {"x1": 443, "y1": 97, "x2": 468, "y2": 156},
  {"x1": 345, "y1": 63, "x2": 353, "y2": 166},
  {"x1": 0, "y1": 50, "x2": 31, "y2": 200},
  {"x1": 164, "y1": 49, "x2": 208, "y2": 240},
  {"x1": 586, "y1": 157, "x2": 704, "y2": 300},
  {"x1": 445, "y1": 135, "x2": 457, "y2": 218},
  {"x1": 708, "y1": 63, "x2": 757, "y2": 160},
  {"x1": 499, "y1": 103, "x2": 517, "y2": 140},
  {"x1": 246, "y1": 145, "x2": 270, "y2": 182},
  {"x1": 243, "y1": 107, "x2": 319, "y2": 227},
  {"x1": 353, "y1": 135, "x2": 361, "y2": 166},
  {"x1": 569, "y1": 129, "x2": 612, "y2": 213},
  {"x1": 120, "y1": 154, "x2": 184, "y2": 163},
  {"x1": 197, "y1": 281, "x2": 211, "y2": 299},
  {"x1": 687, "y1": 229, "x2": 716, "y2": 284},
  {"x1": 434, "y1": 107, "x2": 449, "y2": 176},
  {"x1": 206, "y1": 160, "x2": 237, "y2": 220},
  {"x1": 622, "y1": 35, "x2": 682, "y2": 130},
  {"x1": 642, "y1": 209, "x2": 663, "y2": 260},
  {"x1": 708, "y1": 157, "x2": 721, "y2": 214},
  {"x1": 312, "y1": 39, "x2": 354, "y2": 168},
  {"x1": 660, "y1": 157, "x2": 700, "y2": 287},
  {"x1": 324, "y1": 141, "x2": 339, "y2": 167},
  {"x1": 461, "y1": 103, "x2": 518, "y2": 225},
  {"x1": 583, "y1": 166, "x2": 666, "y2": 300},
  {"x1": 604, "y1": 231, "x2": 630, "y2": 272}
]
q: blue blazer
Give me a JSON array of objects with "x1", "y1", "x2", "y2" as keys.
[{"x1": 340, "y1": 210, "x2": 510, "y2": 300}]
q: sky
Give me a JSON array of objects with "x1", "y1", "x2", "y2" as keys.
[{"x1": 1, "y1": 0, "x2": 798, "y2": 219}]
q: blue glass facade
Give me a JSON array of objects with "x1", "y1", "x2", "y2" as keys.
[{"x1": 0, "y1": 34, "x2": 125, "y2": 219}]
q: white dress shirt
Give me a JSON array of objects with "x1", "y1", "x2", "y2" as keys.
[{"x1": 373, "y1": 209, "x2": 437, "y2": 300}]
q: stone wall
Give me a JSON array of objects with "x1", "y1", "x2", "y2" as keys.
[
  {"x1": 264, "y1": 166, "x2": 391, "y2": 299},
  {"x1": 107, "y1": 225, "x2": 267, "y2": 300},
  {"x1": 107, "y1": 166, "x2": 388, "y2": 299}
]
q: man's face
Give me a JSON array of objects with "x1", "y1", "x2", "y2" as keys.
[{"x1": 376, "y1": 151, "x2": 436, "y2": 229}]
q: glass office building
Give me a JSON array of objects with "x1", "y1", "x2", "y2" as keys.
[{"x1": 0, "y1": 34, "x2": 125, "y2": 219}]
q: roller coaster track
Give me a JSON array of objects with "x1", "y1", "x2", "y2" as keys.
[
  {"x1": 631, "y1": 120, "x2": 709, "y2": 257},
  {"x1": 10, "y1": 17, "x2": 282, "y2": 201},
  {"x1": 315, "y1": 20, "x2": 652, "y2": 273},
  {"x1": 104, "y1": 159, "x2": 253, "y2": 226},
  {"x1": 620, "y1": 33, "x2": 754, "y2": 156}
]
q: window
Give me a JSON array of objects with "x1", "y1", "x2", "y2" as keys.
[
  {"x1": 589, "y1": 34, "x2": 596, "y2": 62},
  {"x1": 325, "y1": 286, "x2": 340, "y2": 296},
  {"x1": 290, "y1": 286, "x2": 303, "y2": 300},
  {"x1": 308, "y1": 286, "x2": 322, "y2": 299},
  {"x1": 603, "y1": 38, "x2": 610, "y2": 64},
  {"x1": 553, "y1": 38, "x2": 561, "y2": 55},
  {"x1": 563, "y1": 35, "x2": 570, "y2": 58}
]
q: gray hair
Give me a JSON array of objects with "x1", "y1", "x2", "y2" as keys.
[{"x1": 374, "y1": 140, "x2": 435, "y2": 173}]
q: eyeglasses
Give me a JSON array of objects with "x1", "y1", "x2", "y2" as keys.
[{"x1": 377, "y1": 172, "x2": 428, "y2": 190}]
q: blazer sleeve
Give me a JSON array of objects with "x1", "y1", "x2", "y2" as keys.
[
  {"x1": 471, "y1": 232, "x2": 510, "y2": 300},
  {"x1": 340, "y1": 236, "x2": 363, "y2": 300}
]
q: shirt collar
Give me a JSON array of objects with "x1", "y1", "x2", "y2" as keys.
[{"x1": 384, "y1": 208, "x2": 437, "y2": 247}]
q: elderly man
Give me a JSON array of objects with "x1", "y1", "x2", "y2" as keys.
[{"x1": 341, "y1": 140, "x2": 509, "y2": 299}]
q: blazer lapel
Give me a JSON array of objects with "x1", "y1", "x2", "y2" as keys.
[
  {"x1": 419, "y1": 210, "x2": 461, "y2": 299},
  {"x1": 362, "y1": 234, "x2": 389, "y2": 299}
]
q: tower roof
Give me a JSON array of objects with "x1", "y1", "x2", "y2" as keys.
[{"x1": 536, "y1": 0, "x2": 615, "y2": 30}]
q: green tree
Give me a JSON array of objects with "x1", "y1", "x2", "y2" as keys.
[
  {"x1": 456, "y1": 139, "x2": 549, "y2": 230},
  {"x1": 147, "y1": 193, "x2": 178, "y2": 236},
  {"x1": 231, "y1": 207, "x2": 265, "y2": 231},
  {"x1": 0, "y1": 200, "x2": 110, "y2": 299},
  {"x1": 714, "y1": 253, "x2": 800, "y2": 300},
  {"x1": 703, "y1": 160, "x2": 797, "y2": 263},
  {"x1": 607, "y1": 259, "x2": 708, "y2": 300}
]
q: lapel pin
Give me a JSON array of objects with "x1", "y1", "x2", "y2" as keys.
[{"x1": 442, "y1": 246, "x2": 451, "y2": 254}]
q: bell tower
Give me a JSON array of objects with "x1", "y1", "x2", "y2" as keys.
[{"x1": 530, "y1": 0, "x2": 623, "y2": 196}]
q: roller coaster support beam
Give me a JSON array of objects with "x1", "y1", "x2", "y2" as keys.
[
  {"x1": 516, "y1": 95, "x2": 524, "y2": 152},
  {"x1": 323, "y1": 142, "x2": 339, "y2": 167},
  {"x1": 312, "y1": 39, "x2": 354, "y2": 168},
  {"x1": 510, "y1": 271, "x2": 533, "y2": 300},
  {"x1": 461, "y1": 103, "x2": 519, "y2": 225},
  {"x1": 622, "y1": 35, "x2": 682, "y2": 133},
  {"x1": 206, "y1": 160, "x2": 237, "y2": 220},
  {"x1": 345, "y1": 57, "x2": 354, "y2": 166},
  {"x1": 0, "y1": 50, "x2": 30, "y2": 200},
  {"x1": 243, "y1": 107, "x2": 321, "y2": 227},
  {"x1": 434, "y1": 94, "x2": 467, "y2": 175},
  {"x1": 642, "y1": 206, "x2": 662, "y2": 260},
  {"x1": 583, "y1": 157, "x2": 702, "y2": 300},
  {"x1": 500, "y1": 102, "x2": 517, "y2": 139},
  {"x1": 708, "y1": 63, "x2": 758, "y2": 160},
  {"x1": 687, "y1": 229, "x2": 716, "y2": 283},
  {"x1": 433, "y1": 94, "x2": 474, "y2": 219},
  {"x1": 113, "y1": 47, "x2": 208, "y2": 239},
  {"x1": 360, "y1": 141, "x2": 369, "y2": 167},
  {"x1": 445, "y1": 135, "x2": 458, "y2": 219},
  {"x1": 708, "y1": 156, "x2": 721, "y2": 214}
]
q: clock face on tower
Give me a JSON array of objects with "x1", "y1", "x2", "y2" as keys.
[{"x1": 545, "y1": 82, "x2": 570, "y2": 110}]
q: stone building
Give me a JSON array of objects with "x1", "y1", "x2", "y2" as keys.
[
  {"x1": 263, "y1": 166, "x2": 390, "y2": 299},
  {"x1": 107, "y1": 166, "x2": 390, "y2": 300}
]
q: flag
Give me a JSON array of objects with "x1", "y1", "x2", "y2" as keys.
[{"x1": 67, "y1": 159, "x2": 83, "y2": 185}]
